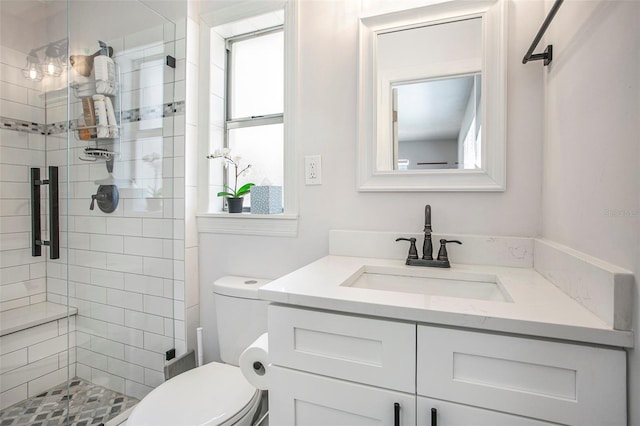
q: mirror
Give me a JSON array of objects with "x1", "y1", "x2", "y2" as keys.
[{"x1": 358, "y1": 0, "x2": 506, "y2": 191}]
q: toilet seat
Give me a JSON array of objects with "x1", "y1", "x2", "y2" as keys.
[{"x1": 126, "y1": 362, "x2": 261, "y2": 426}]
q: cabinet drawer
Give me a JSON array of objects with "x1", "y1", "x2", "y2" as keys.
[
  {"x1": 268, "y1": 305, "x2": 416, "y2": 393},
  {"x1": 269, "y1": 366, "x2": 416, "y2": 426},
  {"x1": 417, "y1": 326, "x2": 626, "y2": 425}
]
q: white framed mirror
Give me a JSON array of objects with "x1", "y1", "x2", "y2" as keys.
[{"x1": 357, "y1": 0, "x2": 507, "y2": 191}]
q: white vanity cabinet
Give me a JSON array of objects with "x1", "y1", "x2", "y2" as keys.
[
  {"x1": 268, "y1": 305, "x2": 416, "y2": 425},
  {"x1": 267, "y1": 305, "x2": 627, "y2": 426},
  {"x1": 416, "y1": 326, "x2": 627, "y2": 426}
]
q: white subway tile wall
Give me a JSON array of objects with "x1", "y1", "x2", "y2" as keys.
[
  {"x1": 0, "y1": 19, "x2": 189, "y2": 405},
  {"x1": 0, "y1": 317, "x2": 76, "y2": 410},
  {"x1": 0, "y1": 46, "x2": 47, "y2": 312}
]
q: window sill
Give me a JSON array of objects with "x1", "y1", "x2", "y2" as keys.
[{"x1": 196, "y1": 212, "x2": 298, "y2": 237}]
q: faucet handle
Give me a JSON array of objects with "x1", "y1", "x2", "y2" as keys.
[
  {"x1": 396, "y1": 237, "x2": 419, "y2": 259},
  {"x1": 437, "y1": 239, "x2": 462, "y2": 262}
]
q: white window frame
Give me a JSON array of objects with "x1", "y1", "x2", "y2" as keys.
[
  {"x1": 224, "y1": 26, "x2": 284, "y2": 212},
  {"x1": 197, "y1": 1, "x2": 298, "y2": 237}
]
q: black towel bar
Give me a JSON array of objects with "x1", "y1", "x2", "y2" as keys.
[{"x1": 522, "y1": 0, "x2": 564, "y2": 66}]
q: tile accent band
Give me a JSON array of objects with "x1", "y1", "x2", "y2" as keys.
[{"x1": 0, "y1": 101, "x2": 185, "y2": 136}]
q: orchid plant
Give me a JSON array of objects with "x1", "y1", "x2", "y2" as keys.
[{"x1": 207, "y1": 148, "x2": 255, "y2": 198}]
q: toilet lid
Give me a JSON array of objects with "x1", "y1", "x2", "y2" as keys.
[{"x1": 127, "y1": 362, "x2": 258, "y2": 426}]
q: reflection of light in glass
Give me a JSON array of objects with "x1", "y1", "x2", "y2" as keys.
[
  {"x1": 43, "y1": 56, "x2": 63, "y2": 77},
  {"x1": 43, "y1": 44, "x2": 63, "y2": 77},
  {"x1": 230, "y1": 31, "x2": 283, "y2": 119},
  {"x1": 475, "y1": 127, "x2": 482, "y2": 168},
  {"x1": 139, "y1": 142, "x2": 164, "y2": 198},
  {"x1": 463, "y1": 118, "x2": 481, "y2": 169},
  {"x1": 462, "y1": 118, "x2": 476, "y2": 169},
  {"x1": 22, "y1": 53, "x2": 43, "y2": 81},
  {"x1": 21, "y1": 40, "x2": 67, "y2": 81},
  {"x1": 139, "y1": 57, "x2": 165, "y2": 130},
  {"x1": 228, "y1": 123, "x2": 284, "y2": 207}
]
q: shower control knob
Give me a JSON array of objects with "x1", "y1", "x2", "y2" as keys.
[{"x1": 89, "y1": 185, "x2": 119, "y2": 214}]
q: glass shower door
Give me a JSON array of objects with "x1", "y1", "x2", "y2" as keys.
[
  {"x1": 0, "y1": 0, "x2": 72, "y2": 422},
  {"x1": 66, "y1": 0, "x2": 178, "y2": 407},
  {"x1": 1, "y1": 0, "x2": 179, "y2": 424}
]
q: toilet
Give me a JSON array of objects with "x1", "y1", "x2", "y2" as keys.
[{"x1": 126, "y1": 276, "x2": 270, "y2": 426}]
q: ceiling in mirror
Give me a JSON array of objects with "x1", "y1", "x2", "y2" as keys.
[{"x1": 395, "y1": 75, "x2": 475, "y2": 143}]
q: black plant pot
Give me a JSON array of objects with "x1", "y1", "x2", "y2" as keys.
[{"x1": 227, "y1": 197, "x2": 244, "y2": 213}]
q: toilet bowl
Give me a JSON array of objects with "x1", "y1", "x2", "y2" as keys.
[
  {"x1": 126, "y1": 276, "x2": 270, "y2": 426},
  {"x1": 126, "y1": 362, "x2": 262, "y2": 426}
]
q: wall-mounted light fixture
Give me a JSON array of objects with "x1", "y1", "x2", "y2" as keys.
[
  {"x1": 22, "y1": 38, "x2": 68, "y2": 81},
  {"x1": 22, "y1": 51, "x2": 43, "y2": 81}
]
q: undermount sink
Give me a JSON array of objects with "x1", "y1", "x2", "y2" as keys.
[{"x1": 341, "y1": 266, "x2": 512, "y2": 302}]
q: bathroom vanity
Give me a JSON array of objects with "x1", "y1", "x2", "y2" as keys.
[{"x1": 259, "y1": 232, "x2": 633, "y2": 426}]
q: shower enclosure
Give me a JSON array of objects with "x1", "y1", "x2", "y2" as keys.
[{"x1": 1, "y1": 1, "x2": 189, "y2": 423}]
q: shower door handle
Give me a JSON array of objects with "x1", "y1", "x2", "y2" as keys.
[{"x1": 31, "y1": 166, "x2": 59, "y2": 259}]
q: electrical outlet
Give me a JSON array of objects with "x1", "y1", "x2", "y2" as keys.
[{"x1": 305, "y1": 155, "x2": 322, "y2": 185}]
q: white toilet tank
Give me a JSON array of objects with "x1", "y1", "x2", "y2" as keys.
[{"x1": 213, "y1": 276, "x2": 270, "y2": 366}]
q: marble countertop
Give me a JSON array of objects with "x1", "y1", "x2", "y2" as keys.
[{"x1": 258, "y1": 255, "x2": 634, "y2": 348}]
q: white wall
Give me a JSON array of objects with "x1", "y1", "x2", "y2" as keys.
[
  {"x1": 197, "y1": 1, "x2": 639, "y2": 418},
  {"x1": 540, "y1": 0, "x2": 640, "y2": 422},
  {"x1": 0, "y1": 1, "x2": 52, "y2": 55},
  {"x1": 199, "y1": 0, "x2": 545, "y2": 358},
  {"x1": 397, "y1": 139, "x2": 458, "y2": 169}
]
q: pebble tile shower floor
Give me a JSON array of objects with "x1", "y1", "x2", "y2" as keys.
[{"x1": 0, "y1": 378, "x2": 138, "y2": 426}]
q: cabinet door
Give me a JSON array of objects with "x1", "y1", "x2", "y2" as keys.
[
  {"x1": 417, "y1": 397, "x2": 557, "y2": 426},
  {"x1": 269, "y1": 366, "x2": 416, "y2": 426},
  {"x1": 417, "y1": 325, "x2": 626, "y2": 425}
]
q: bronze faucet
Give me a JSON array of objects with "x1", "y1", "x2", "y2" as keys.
[{"x1": 396, "y1": 205, "x2": 462, "y2": 268}]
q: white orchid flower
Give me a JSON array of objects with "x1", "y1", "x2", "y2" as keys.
[{"x1": 206, "y1": 148, "x2": 254, "y2": 199}]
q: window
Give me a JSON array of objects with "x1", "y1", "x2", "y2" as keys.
[
  {"x1": 199, "y1": 3, "x2": 297, "y2": 236},
  {"x1": 224, "y1": 28, "x2": 284, "y2": 211}
]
